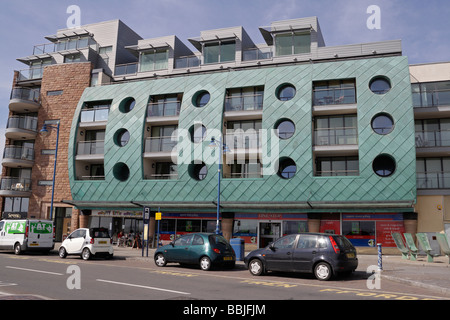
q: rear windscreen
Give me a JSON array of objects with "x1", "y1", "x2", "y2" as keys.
[
  {"x1": 209, "y1": 235, "x2": 229, "y2": 246},
  {"x1": 333, "y1": 235, "x2": 354, "y2": 249},
  {"x1": 90, "y1": 229, "x2": 110, "y2": 238}
]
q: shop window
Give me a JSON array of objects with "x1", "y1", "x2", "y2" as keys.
[{"x1": 177, "y1": 220, "x2": 201, "y2": 233}]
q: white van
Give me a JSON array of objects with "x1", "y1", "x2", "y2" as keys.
[{"x1": 0, "y1": 219, "x2": 55, "y2": 254}]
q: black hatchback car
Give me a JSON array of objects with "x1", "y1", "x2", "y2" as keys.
[{"x1": 244, "y1": 233, "x2": 358, "y2": 281}]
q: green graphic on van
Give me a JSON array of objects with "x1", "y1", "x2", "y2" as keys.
[
  {"x1": 30, "y1": 222, "x2": 52, "y2": 234},
  {"x1": 5, "y1": 221, "x2": 26, "y2": 234}
]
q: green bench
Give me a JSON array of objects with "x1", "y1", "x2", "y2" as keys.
[
  {"x1": 416, "y1": 233, "x2": 434, "y2": 262},
  {"x1": 391, "y1": 232, "x2": 410, "y2": 259},
  {"x1": 403, "y1": 233, "x2": 419, "y2": 261},
  {"x1": 435, "y1": 233, "x2": 450, "y2": 264}
]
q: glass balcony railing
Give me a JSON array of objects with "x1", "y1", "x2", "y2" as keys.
[
  {"x1": 224, "y1": 94, "x2": 264, "y2": 112},
  {"x1": 413, "y1": 89, "x2": 450, "y2": 108},
  {"x1": 10, "y1": 88, "x2": 40, "y2": 104},
  {"x1": 225, "y1": 132, "x2": 261, "y2": 150},
  {"x1": 144, "y1": 137, "x2": 177, "y2": 153},
  {"x1": 3, "y1": 146, "x2": 35, "y2": 161},
  {"x1": 223, "y1": 171, "x2": 263, "y2": 179},
  {"x1": 242, "y1": 47, "x2": 273, "y2": 61},
  {"x1": 77, "y1": 175, "x2": 105, "y2": 181},
  {"x1": 174, "y1": 55, "x2": 201, "y2": 69},
  {"x1": 313, "y1": 87, "x2": 356, "y2": 106},
  {"x1": 115, "y1": 62, "x2": 138, "y2": 76},
  {"x1": 17, "y1": 67, "x2": 46, "y2": 81},
  {"x1": 314, "y1": 128, "x2": 358, "y2": 146},
  {"x1": 7, "y1": 116, "x2": 38, "y2": 132},
  {"x1": 77, "y1": 140, "x2": 105, "y2": 156},
  {"x1": 315, "y1": 170, "x2": 360, "y2": 177},
  {"x1": 147, "y1": 101, "x2": 181, "y2": 117},
  {"x1": 415, "y1": 130, "x2": 450, "y2": 148},
  {"x1": 417, "y1": 172, "x2": 450, "y2": 189},
  {"x1": 0, "y1": 177, "x2": 32, "y2": 192},
  {"x1": 80, "y1": 107, "x2": 109, "y2": 122}
]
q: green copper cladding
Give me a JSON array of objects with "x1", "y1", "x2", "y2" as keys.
[{"x1": 68, "y1": 56, "x2": 416, "y2": 210}]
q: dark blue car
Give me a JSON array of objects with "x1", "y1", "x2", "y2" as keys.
[
  {"x1": 244, "y1": 233, "x2": 358, "y2": 280},
  {"x1": 154, "y1": 233, "x2": 236, "y2": 271}
]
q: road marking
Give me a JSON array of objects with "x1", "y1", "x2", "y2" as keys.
[
  {"x1": 150, "y1": 270, "x2": 198, "y2": 277},
  {"x1": 5, "y1": 266, "x2": 63, "y2": 276},
  {"x1": 241, "y1": 279, "x2": 298, "y2": 288},
  {"x1": 0, "y1": 281, "x2": 18, "y2": 288},
  {"x1": 96, "y1": 279, "x2": 191, "y2": 295},
  {"x1": 319, "y1": 288, "x2": 440, "y2": 300}
]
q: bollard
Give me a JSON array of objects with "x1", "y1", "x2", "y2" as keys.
[{"x1": 377, "y1": 243, "x2": 383, "y2": 271}]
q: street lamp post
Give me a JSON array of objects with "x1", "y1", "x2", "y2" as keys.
[
  {"x1": 39, "y1": 121, "x2": 60, "y2": 220},
  {"x1": 208, "y1": 137, "x2": 229, "y2": 235}
]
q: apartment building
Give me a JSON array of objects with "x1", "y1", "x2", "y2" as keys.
[{"x1": 1, "y1": 16, "x2": 448, "y2": 251}]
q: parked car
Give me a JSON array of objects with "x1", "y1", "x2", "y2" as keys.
[
  {"x1": 59, "y1": 228, "x2": 113, "y2": 260},
  {"x1": 0, "y1": 219, "x2": 54, "y2": 254},
  {"x1": 154, "y1": 233, "x2": 236, "y2": 271},
  {"x1": 244, "y1": 233, "x2": 358, "y2": 281}
]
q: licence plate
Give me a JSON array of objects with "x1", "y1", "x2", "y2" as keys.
[
  {"x1": 98, "y1": 241, "x2": 107, "y2": 244},
  {"x1": 346, "y1": 252, "x2": 355, "y2": 259},
  {"x1": 223, "y1": 256, "x2": 233, "y2": 261},
  {"x1": 29, "y1": 243, "x2": 39, "y2": 246}
]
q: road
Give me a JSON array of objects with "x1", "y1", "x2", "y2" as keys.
[{"x1": 0, "y1": 251, "x2": 448, "y2": 304}]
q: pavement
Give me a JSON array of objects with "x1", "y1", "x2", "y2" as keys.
[{"x1": 109, "y1": 244, "x2": 450, "y2": 296}]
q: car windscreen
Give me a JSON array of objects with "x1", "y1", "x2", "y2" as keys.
[
  {"x1": 90, "y1": 228, "x2": 110, "y2": 238},
  {"x1": 209, "y1": 235, "x2": 230, "y2": 247},
  {"x1": 333, "y1": 235, "x2": 354, "y2": 250}
]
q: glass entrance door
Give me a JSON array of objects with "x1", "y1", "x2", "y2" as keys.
[{"x1": 258, "y1": 222, "x2": 282, "y2": 248}]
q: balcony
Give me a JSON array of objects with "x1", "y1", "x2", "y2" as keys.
[
  {"x1": 174, "y1": 55, "x2": 201, "y2": 69},
  {"x1": 143, "y1": 137, "x2": 177, "y2": 159},
  {"x1": 415, "y1": 130, "x2": 450, "y2": 156},
  {"x1": 115, "y1": 62, "x2": 138, "y2": 76},
  {"x1": 0, "y1": 177, "x2": 32, "y2": 197},
  {"x1": 417, "y1": 172, "x2": 450, "y2": 189},
  {"x1": 242, "y1": 47, "x2": 273, "y2": 62},
  {"x1": 413, "y1": 89, "x2": 450, "y2": 108},
  {"x1": 76, "y1": 140, "x2": 104, "y2": 161},
  {"x1": 313, "y1": 127, "x2": 358, "y2": 156},
  {"x1": 2, "y1": 146, "x2": 35, "y2": 168},
  {"x1": 17, "y1": 67, "x2": 45, "y2": 82},
  {"x1": 5, "y1": 116, "x2": 38, "y2": 140},
  {"x1": 9, "y1": 88, "x2": 41, "y2": 113},
  {"x1": 147, "y1": 101, "x2": 181, "y2": 124},
  {"x1": 312, "y1": 84, "x2": 357, "y2": 116},
  {"x1": 79, "y1": 107, "x2": 109, "y2": 128}
]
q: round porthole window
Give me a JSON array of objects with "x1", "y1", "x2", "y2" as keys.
[
  {"x1": 189, "y1": 124, "x2": 207, "y2": 143},
  {"x1": 114, "y1": 129, "x2": 130, "y2": 147},
  {"x1": 276, "y1": 84, "x2": 296, "y2": 101},
  {"x1": 372, "y1": 113, "x2": 394, "y2": 135},
  {"x1": 369, "y1": 77, "x2": 391, "y2": 95},
  {"x1": 275, "y1": 119, "x2": 295, "y2": 139},
  {"x1": 113, "y1": 162, "x2": 130, "y2": 181},
  {"x1": 373, "y1": 154, "x2": 396, "y2": 177},
  {"x1": 193, "y1": 91, "x2": 211, "y2": 108},
  {"x1": 278, "y1": 157, "x2": 297, "y2": 179},
  {"x1": 189, "y1": 161, "x2": 208, "y2": 181},
  {"x1": 119, "y1": 97, "x2": 136, "y2": 113}
]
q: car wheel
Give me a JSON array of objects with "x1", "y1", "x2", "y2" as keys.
[
  {"x1": 314, "y1": 262, "x2": 333, "y2": 281},
  {"x1": 81, "y1": 248, "x2": 91, "y2": 260},
  {"x1": 155, "y1": 253, "x2": 167, "y2": 267},
  {"x1": 200, "y1": 256, "x2": 211, "y2": 271},
  {"x1": 14, "y1": 243, "x2": 22, "y2": 255},
  {"x1": 249, "y1": 259, "x2": 264, "y2": 276},
  {"x1": 59, "y1": 247, "x2": 67, "y2": 258}
]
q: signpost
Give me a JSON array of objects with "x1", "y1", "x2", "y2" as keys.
[
  {"x1": 143, "y1": 207, "x2": 150, "y2": 257},
  {"x1": 156, "y1": 211, "x2": 162, "y2": 248}
]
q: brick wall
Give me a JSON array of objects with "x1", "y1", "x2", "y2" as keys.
[{"x1": 29, "y1": 62, "x2": 92, "y2": 223}]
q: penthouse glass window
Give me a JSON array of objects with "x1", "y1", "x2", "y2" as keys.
[
  {"x1": 203, "y1": 40, "x2": 236, "y2": 64},
  {"x1": 275, "y1": 32, "x2": 311, "y2": 56},
  {"x1": 140, "y1": 49, "x2": 169, "y2": 72}
]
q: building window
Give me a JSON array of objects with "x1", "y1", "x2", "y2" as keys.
[
  {"x1": 78, "y1": 130, "x2": 105, "y2": 155},
  {"x1": 3, "y1": 197, "x2": 29, "y2": 214},
  {"x1": 147, "y1": 93, "x2": 182, "y2": 117},
  {"x1": 316, "y1": 157, "x2": 359, "y2": 177},
  {"x1": 275, "y1": 32, "x2": 311, "y2": 56},
  {"x1": 56, "y1": 37, "x2": 90, "y2": 51},
  {"x1": 276, "y1": 84, "x2": 296, "y2": 101},
  {"x1": 64, "y1": 53, "x2": 81, "y2": 63},
  {"x1": 313, "y1": 79, "x2": 356, "y2": 105},
  {"x1": 371, "y1": 113, "x2": 394, "y2": 135},
  {"x1": 140, "y1": 49, "x2": 169, "y2": 72},
  {"x1": 146, "y1": 125, "x2": 178, "y2": 152},
  {"x1": 151, "y1": 162, "x2": 178, "y2": 180},
  {"x1": 226, "y1": 161, "x2": 262, "y2": 179},
  {"x1": 314, "y1": 115, "x2": 358, "y2": 146},
  {"x1": 203, "y1": 40, "x2": 236, "y2": 64},
  {"x1": 113, "y1": 162, "x2": 130, "y2": 182},
  {"x1": 114, "y1": 129, "x2": 130, "y2": 147},
  {"x1": 80, "y1": 100, "x2": 111, "y2": 122},
  {"x1": 189, "y1": 162, "x2": 208, "y2": 181},
  {"x1": 278, "y1": 157, "x2": 297, "y2": 179},
  {"x1": 119, "y1": 98, "x2": 136, "y2": 113},
  {"x1": 369, "y1": 76, "x2": 391, "y2": 95},
  {"x1": 224, "y1": 86, "x2": 264, "y2": 112},
  {"x1": 47, "y1": 90, "x2": 63, "y2": 96},
  {"x1": 415, "y1": 118, "x2": 450, "y2": 148},
  {"x1": 275, "y1": 119, "x2": 295, "y2": 139},
  {"x1": 190, "y1": 124, "x2": 207, "y2": 143},
  {"x1": 417, "y1": 157, "x2": 450, "y2": 189},
  {"x1": 373, "y1": 154, "x2": 396, "y2": 177},
  {"x1": 193, "y1": 91, "x2": 210, "y2": 108}
]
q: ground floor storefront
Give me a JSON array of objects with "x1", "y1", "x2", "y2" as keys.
[{"x1": 70, "y1": 209, "x2": 418, "y2": 252}]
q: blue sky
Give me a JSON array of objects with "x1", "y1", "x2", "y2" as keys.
[{"x1": 0, "y1": 0, "x2": 449, "y2": 155}]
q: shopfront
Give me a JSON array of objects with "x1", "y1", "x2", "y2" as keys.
[
  {"x1": 89, "y1": 210, "x2": 143, "y2": 240},
  {"x1": 158, "y1": 212, "x2": 220, "y2": 242}
]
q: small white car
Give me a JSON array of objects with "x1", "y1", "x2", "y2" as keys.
[{"x1": 59, "y1": 228, "x2": 113, "y2": 260}]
